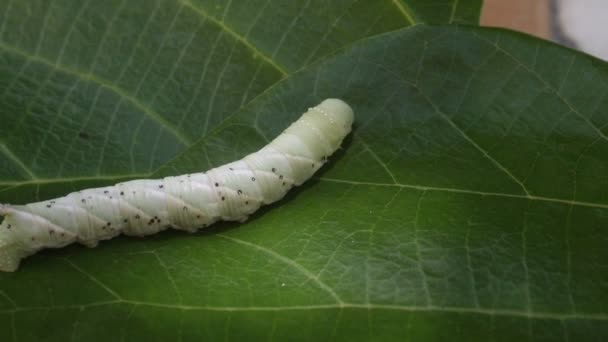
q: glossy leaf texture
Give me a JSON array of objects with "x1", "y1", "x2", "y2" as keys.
[
  {"x1": 0, "y1": 0, "x2": 608, "y2": 341},
  {"x1": 155, "y1": 25, "x2": 608, "y2": 341},
  {"x1": 0, "y1": 0, "x2": 480, "y2": 189},
  {"x1": 1, "y1": 22, "x2": 608, "y2": 340}
]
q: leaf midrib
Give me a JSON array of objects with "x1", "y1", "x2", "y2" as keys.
[
  {"x1": 2, "y1": 176, "x2": 607, "y2": 210},
  {"x1": 1, "y1": 299, "x2": 606, "y2": 322},
  {"x1": 319, "y1": 177, "x2": 608, "y2": 210}
]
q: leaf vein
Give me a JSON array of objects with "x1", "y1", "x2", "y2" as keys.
[
  {"x1": 2, "y1": 301, "x2": 606, "y2": 322},
  {"x1": 218, "y1": 234, "x2": 344, "y2": 305},
  {"x1": 0, "y1": 143, "x2": 37, "y2": 180},
  {"x1": 179, "y1": 0, "x2": 288, "y2": 76},
  {"x1": 318, "y1": 177, "x2": 608, "y2": 210},
  {"x1": 62, "y1": 259, "x2": 123, "y2": 300},
  {"x1": 391, "y1": 0, "x2": 418, "y2": 25},
  {"x1": 0, "y1": 41, "x2": 192, "y2": 146}
]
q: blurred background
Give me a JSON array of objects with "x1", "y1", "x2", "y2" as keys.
[{"x1": 481, "y1": 0, "x2": 608, "y2": 60}]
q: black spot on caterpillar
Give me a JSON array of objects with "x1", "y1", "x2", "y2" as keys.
[{"x1": 0, "y1": 99, "x2": 354, "y2": 272}]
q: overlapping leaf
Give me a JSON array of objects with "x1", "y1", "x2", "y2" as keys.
[{"x1": 0, "y1": 0, "x2": 480, "y2": 188}]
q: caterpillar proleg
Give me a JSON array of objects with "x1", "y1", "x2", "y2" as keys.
[{"x1": 0, "y1": 99, "x2": 354, "y2": 272}]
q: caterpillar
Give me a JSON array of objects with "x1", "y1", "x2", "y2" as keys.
[{"x1": 0, "y1": 99, "x2": 354, "y2": 272}]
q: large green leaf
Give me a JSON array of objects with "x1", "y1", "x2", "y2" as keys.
[
  {"x1": 2, "y1": 23, "x2": 608, "y2": 340},
  {"x1": 0, "y1": 0, "x2": 480, "y2": 187}
]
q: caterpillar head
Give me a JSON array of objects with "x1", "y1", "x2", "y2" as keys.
[
  {"x1": 281, "y1": 98, "x2": 354, "y2": 156},
  {"x1": 317, "y1": 98, "x2": 354, "y2": 133}
]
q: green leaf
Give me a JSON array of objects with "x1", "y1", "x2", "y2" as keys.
[
  {"x1": 396, "y1": 0, "x2": 483, "y2": 24},
  {"x1": 156, "y1": 24, "x2": 608, "y2": 338},
  {"x1": 5, "y1": 0, "x2": 608, "y2": 341},
  {"x1": 2, "y1": 22, "x2": 608, "y2": 340},
  {"x1": 0, "y1": 0, "x2": 478, "y2": 188}
]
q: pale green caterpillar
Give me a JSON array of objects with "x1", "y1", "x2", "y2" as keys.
[{"x1": 0, "y1": 99, "x2": 354, "y2": 272}]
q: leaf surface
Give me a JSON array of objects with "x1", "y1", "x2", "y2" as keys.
[
  {"x1": 149, "y1": 25, "x2": 608, "y2": 341},
  {"x1": 4, "y1": 3, "x2": 608, "y2": 342}
]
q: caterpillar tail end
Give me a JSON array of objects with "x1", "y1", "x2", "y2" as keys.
[
  {"x1": 0, "y1": 236, "x2": 23, "y2": 272},
  {"x1": 0, "y1": 205, "x2": 29, "y2": 272}
]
